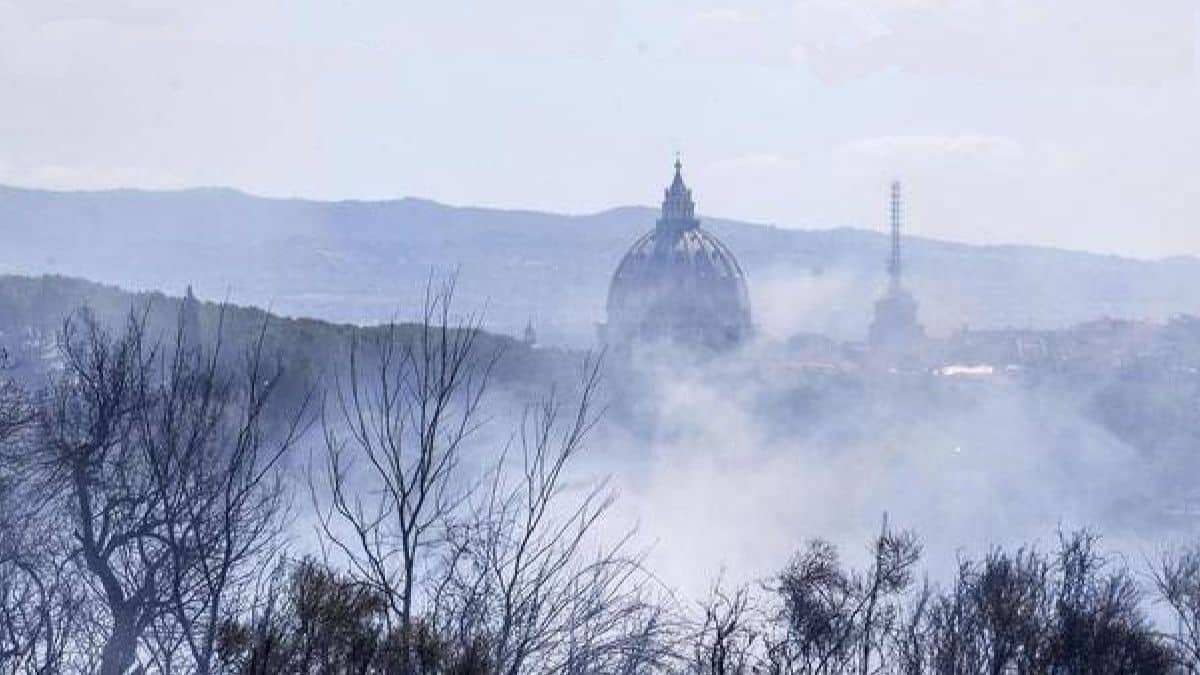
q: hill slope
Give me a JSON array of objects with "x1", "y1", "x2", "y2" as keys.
[
  {"x1": 0, "y1": 274, "x2": 575, "y2": 411},
  {"x1": 2, "y1": 184, "x2": 1196, "y2": 345}
]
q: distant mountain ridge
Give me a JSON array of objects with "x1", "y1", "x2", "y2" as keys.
[{"x1": 2, "y1": 183, "x2": 1197, "y2": 346}]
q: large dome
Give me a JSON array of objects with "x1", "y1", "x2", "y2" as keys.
[{"x1": 604, "y1": 159, "x2": 752, "y2": 351}]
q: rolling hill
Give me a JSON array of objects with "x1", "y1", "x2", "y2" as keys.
[{"x1": 2, "y1": 184, "x2": 1196, "y2": 346}]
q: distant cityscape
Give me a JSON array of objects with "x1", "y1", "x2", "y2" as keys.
[{"x1": 600, "y1": 158, "x2": 1200, "y2": 381}]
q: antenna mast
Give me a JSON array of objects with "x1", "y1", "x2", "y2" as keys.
[{"x1": 888, "y1": 180, "x2": 902, "y2": 289}]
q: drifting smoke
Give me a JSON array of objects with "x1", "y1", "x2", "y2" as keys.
[{"x1": 572, "y1": 276, "x2": 1200, "y2": 599}]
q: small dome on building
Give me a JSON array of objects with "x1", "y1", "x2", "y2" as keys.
[{"x1": 604, "y1": 158, "x2": 752, "y2": 351}]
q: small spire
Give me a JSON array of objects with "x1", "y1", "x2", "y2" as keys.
[
  {"x1": 674, "y1": 151, "x2": 682, "y2": 174},
  {"x1": 179, "y1": 283, "x2": 202, "y2": 351}
]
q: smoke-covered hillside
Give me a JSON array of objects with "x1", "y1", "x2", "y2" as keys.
[{"x1": 3, "y1": 184, "x2": 1198, "y2": 346}]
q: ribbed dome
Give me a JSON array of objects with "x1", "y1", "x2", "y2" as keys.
[{"x1": 604, "y1": 159, "x2": 752, "y2": 351}]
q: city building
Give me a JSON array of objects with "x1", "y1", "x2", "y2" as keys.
[{"x1": 602, "y1": 157, "x2": 752, "y2": 352}]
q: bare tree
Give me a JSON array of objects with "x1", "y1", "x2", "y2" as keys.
[
  {"x1": 889, "y1": 580, "x2": 931, "y2": 675},
  {"x1": 769, "y1": 539, "x2": 858, "y2": 674},
  {"x1": 313, "y1": 281, "x2": 674, "y2": 674},
  {"x1": 1046, "y1": 530, "x2": 1172, "y2": 674},
  {"x1": 0, "y1": 364, "x2": 84, "y2": 674},
  {"x1": 35, "y1": 311, "x2": 165, "y2": 674},
  {"x1": 856, "y1": 516, "x2": 921, "y2": 675},
  {"x1": 313, "y1": 278, "x2": 497, "y2": 670},
  {"x1": 438, "y1": 357, "x2": 669, "y2": 675},
  {"x1": 0, "y1": 509, "x2": 84, "y2": 674},
  {"x1": 691, "y1": 578, "x2": 756, "y2": 675},
  {"x1": 767, "y1": 518, "x2": 919, "y2": 675},
  {"x1": 141, "y1": 311, "x2": 311, "y2": 673},
  {"x1": 1153, "y1": 544, "x2": 1200, "y2": 672},
  {"x1": 922, "y1": 547, "x2": 1050, "y2": 675},
  {"x1": 921, "y1": 561, "x2": 980, "y2": 675},
  {"x1": 915, "y1": 531, "x2": 1173, "y2": 675},
  {"x1": 27, "y1": 306, "x2": 305, "y2": 674},
  {"x1": 0, "y1": 352, "x2": 32, "y2": 442}
]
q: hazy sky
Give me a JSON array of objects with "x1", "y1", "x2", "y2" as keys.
[{"x1": 1, "y1": 0, "x2": 1198, "y2": 257}]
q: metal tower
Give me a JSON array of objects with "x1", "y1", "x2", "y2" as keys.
[{"x1": 888, "y1": 180, "x2": 903, "y2": 290}]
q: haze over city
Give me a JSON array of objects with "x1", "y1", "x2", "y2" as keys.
[{"x1": 6, "y1": 2, "x2": 1200, "y2": 673}]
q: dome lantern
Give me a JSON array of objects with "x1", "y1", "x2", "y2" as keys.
[{"x1": 658, "y1": 155, "x2": 698, "y2": 232}]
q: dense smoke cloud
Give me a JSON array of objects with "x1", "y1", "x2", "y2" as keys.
[{"x1": 577, "y1": 325, "x2": 1193, "y2": 600}]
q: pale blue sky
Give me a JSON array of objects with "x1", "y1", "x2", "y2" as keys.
[{"x1": 1, "y1": 0, "x2": 1198, "y2": 257}]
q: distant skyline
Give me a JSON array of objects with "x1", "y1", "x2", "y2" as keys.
[{"x1": 2, "y1": 1, "x2": 1199, "y2": 258}]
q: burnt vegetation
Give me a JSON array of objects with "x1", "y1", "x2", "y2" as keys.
[{"x1": 1, "y1": 285, "x2": 1200, "y2": 673}]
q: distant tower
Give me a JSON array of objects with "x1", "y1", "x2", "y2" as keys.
[
  {"x1": 522, "y1": 318, "x2": 537, "y2": 347},
  {"x1": 868, "y1": 182, "x2": 925, "y2": 359},
  {"x1": 888, "y1": 180, "x2": 902, "y2": 291},
  {"x1": 179, "y1": 285, "x2": 202, "y2": 352}
]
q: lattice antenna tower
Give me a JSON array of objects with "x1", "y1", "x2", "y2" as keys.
[{"x1": 888, "y1": 180, "x2": 903, "y2": 289}]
